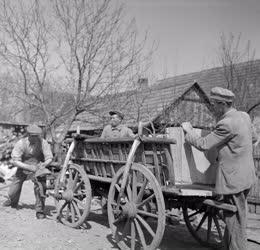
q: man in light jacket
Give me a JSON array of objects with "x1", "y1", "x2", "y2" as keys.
[{"x1": 182, "y1": 87, "x2": 258, "y2": 250}]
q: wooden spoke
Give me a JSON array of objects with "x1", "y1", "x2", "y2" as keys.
[
  {"x1": 196, "y1": 212, "x2": 208, "y2": 232},
  {"x1": 72, "y1": 172, "x2": 79, "y2": 189},
  {"x1": 213, "y1": 215, "x2": 223, "y2": 241},
  {"x1": 73, "y1": 197, "x2": 86, "y2": 209},
  {"x1": 65, "y1": 203, "x2": 71, "y2": 221},
  {"x1": 136, "y1": 179, "x2": 148, "y2": 203},
  {"x1": 70, "y1": 202, "x2": 76, "y2": 223},
  {"x1": 136, "y1": 214, "x2": 155, "y2": 237},
  {"x1": 73, "y1": 180, "x2": 84, "y2": 192},
  {"x1": 137, "y1": 193, "x2": 155, "y2": 208},
  {"x1": 134, "y1": 218, "x2": 147, "y2": 249},
  {"x1": 72, "y1": 200, "x2": 82, "y2": 218},
  {"x1": 72, "y1": 175, "x2": 81, "y2": 192},
  {"x1": 188, "y1": 209, "x2": 203, "y2": 219},
  {"x1": 137, "y1": 209, "x2": 159, "y2": 219},
  {"x1": 132, "y1": 170, "x2": 137, "y2": 202},
  {"x1": 57, "y1": 201, "x2": 68, "y2": 216},
  {"x1": 115, "y1": 184, "x2": 120, "y2": 192},
  {"x1": 130, "y1": 220, "x2": 136, "y2": 250},
  {"x1": 68, "y1": 170, "x2": 73, "y2": 188},
  {"x1": 207, "y1": 215, "x2": 212, "y2": 242},
  {"x1": 126, "y1": 184, "x2": 132, "y2": 202}
]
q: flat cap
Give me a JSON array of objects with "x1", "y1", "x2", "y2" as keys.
[
  {"x1": 26, "y1": 124, "x2": 42, "y2": 135},
  {"x1": 210, "y1": 87, "x2": 235, "y2": 103},
  {"x1": 109, "y1": 110, "x2": 124, "y2": 120}
]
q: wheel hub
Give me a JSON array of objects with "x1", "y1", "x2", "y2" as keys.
[
  {"x1": 121, "y1": 202, "x2": 137, "y2": 218},
  {"x1": 61, "y1": 189, "x2": 74, "y2": 201}
]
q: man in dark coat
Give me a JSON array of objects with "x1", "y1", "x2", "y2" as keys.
[{"x1": 182, "y1": 87, "x2": 258, "y2": 250}]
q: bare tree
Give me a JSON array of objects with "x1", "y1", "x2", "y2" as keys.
[
  {"x1": 218, "y1": 32, "x2": 260, "y2": 114},
  {"x1": 0, "y1": 0, "x2": 152, "y2": 150}
]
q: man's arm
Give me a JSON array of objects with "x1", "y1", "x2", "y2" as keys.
[
  {"x1": 10, "y1": 160, "x2": 38, "y2": 172},
  {"x1": 183, "y1": 121, "x2": 233, "y2": 151},
  {"x1": 127, "y1": 127, "x2": 135, "y2": 138},
  {"x1": 11, "y1": 139, "x2": 37, "y2": 172}
]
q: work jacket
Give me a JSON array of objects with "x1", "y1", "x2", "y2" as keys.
[{"x1": 185, "y1": 108, "x2": 257, "y2": 195}]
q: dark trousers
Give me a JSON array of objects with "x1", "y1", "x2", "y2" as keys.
[
  {"x1": 8, "y1": 168, "x2": 46, "y2": 213},
  {"x1": 223, "y1": 189, "x2": 250, "y2": 250}
]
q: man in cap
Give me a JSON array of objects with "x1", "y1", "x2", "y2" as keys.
[
  {"x1": 181, "y1": 87, "x2": 258, "y2": 250},
  {"x1": 2, "y1": 124, "x2": 53, "y2": 219},
  {"x1": 101, "y1": 111, "x2": 135, "y2": 138}
]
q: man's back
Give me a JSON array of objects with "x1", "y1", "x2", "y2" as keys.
[{"x1": 215, "y1": 109, "x2": 256, "y2": 194}]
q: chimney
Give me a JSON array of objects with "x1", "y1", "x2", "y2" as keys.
[{"x1": 137, "y1": 78, "x2": 148, "y2": 90}]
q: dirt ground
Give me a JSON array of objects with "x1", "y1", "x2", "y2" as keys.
[{"x1": 0, "y1": 180, "x2": 259, "y2": 250}]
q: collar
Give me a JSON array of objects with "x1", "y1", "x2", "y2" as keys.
[
  {"x1": 221, "y1": 108, "x2": 236, "y2": 119},
  {"x1": 111, "y1": 124, "x2": 123, "y2": 131}
]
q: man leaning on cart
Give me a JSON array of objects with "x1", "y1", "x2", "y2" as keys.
[
  {"x1": 181, "y1": 87, "x2": 258, "y2": 250},
  {"x1": 101, "y1": 110, "x2": 135, "y2": 138}
]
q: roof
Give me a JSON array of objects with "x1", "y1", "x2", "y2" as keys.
[
  {"x1": 61, "y1": 59, "x2": 260, "y2": 132},
  {"x1": 69, "y1": 82, "x2": 211, "y2": 132}
]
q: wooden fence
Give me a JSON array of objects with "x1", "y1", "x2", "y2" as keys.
[
  {"x1": 249, "y1": 152, "x2": 260, "y2": 203},
  {"x1": 248, "y1": 146, "x2": 260, "y2": 213}
]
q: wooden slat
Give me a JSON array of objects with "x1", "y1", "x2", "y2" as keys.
[
  {"x1": 141, "y1": 144, "x2": 146, "y2": 165},
  {"x1": 108, "y1": 144, "x2": 116, "y2": 178},
  {"x1": 100, "y1": 146, "x2": 107, "y2": 177},
  {"x1": 118, "y1": 144, "x2": 124, "y2": 161},
  {"x1": 152, "y1": 143, "x2": 161, "y2": 185},
  {"x1": 71, "y1": 157, "x2": 127, "y2": 164},
  {"x1": 88, "y1": 174, "x2": 112, "y2": 183}
]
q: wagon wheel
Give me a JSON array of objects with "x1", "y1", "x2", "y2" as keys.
[
  {"x1": 54, "y1": 163, "x2": 91, "y2": 228},
  {"x1": 108, "y1": 163, "x2": 166, "y2": 250},
  {"x1": 182, "y1": 200, "x2": 225, "y2": 249}
]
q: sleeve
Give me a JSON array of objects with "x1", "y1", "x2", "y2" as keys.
[
  {"x1": 127, "y1": 128, "x2": 135, "y2": 138},
  {"x1": 11, "y1": 139, "x2": 24, "y2": 161},
  {"x1": 42, "y1": 139, "x2": 53, "y2": 161},
  {"x1": 185, "y1": 120, "x2": 233, "y2": 151}
]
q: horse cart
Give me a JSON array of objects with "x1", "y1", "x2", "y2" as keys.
[{"x1": 52, "y1": 122, "x2": 236, "y2": 250}]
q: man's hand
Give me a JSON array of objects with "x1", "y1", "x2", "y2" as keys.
[
  {"x1": 37, "y1": 162, "x2": 46, "y2": 170},
  {"x1": 181, "y1": 122, "x2": 193, "y2": 133}
]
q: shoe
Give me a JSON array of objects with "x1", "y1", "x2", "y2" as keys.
[
  {"x1": 2, "y1": 199, "x2": 18, "y2": 208},
  {"x1": 36, "y1": 212, "x2": 46, "y2": 219}
]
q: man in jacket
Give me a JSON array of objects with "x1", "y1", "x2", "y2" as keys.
[
  {"x1": 101, "y1": 111, "x2": 135, "y2": 138},
  {"x1": 2, "y1": 124, "x2": 53, "y2": 219},
  {"x1": 182, "y1": 87, "x2": 257, "y2": 250}
]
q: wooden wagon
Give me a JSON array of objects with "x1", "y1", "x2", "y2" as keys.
[{"x1": 52, "y1": 123, "x2": 236, "y2": 250}]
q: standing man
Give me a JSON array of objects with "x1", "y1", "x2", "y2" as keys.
[
  {"x1": 2, "y1": 124, "x2": 53, "y2": 219},
  {"x1": 101, "y1": 111, "x2": 135, "y2": 138},
  {"x1": 182, "y1": 87, "x2": 257, "y2": 250}
]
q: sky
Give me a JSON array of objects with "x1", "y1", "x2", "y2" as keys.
[{"x1": 124, "y1": 0, "x2": 260, "y2": 80}]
